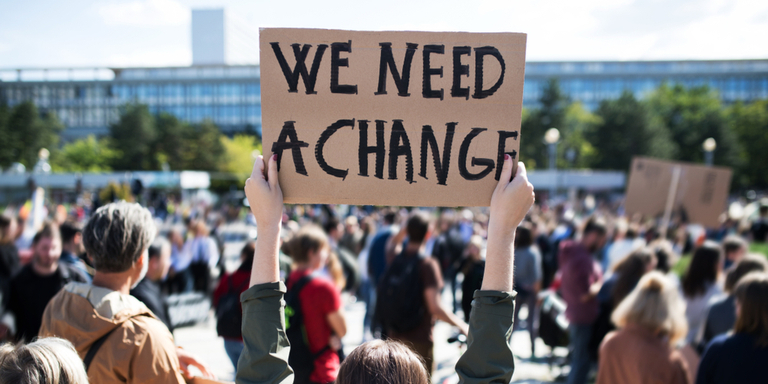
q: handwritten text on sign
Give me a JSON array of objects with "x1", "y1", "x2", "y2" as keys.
[{"x1": 260, "y1": 29, "x2": 527, "y2": 206}]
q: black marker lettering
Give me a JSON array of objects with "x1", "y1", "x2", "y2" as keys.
[
  {"x1": 495, "y1": 131, "x2": 518, "y2": 181},
  {"x1": 375, "y1": 43, "x2": 418, "y2": 96},
  {"x1": 271, "y1": 121, "x2": 309, "y2": 176},
  {"x1": 419, "y1": 123, "x2": 456, "y2": 185},
  {"x1": 472, "y1": 46, "x2": 505, "y2": 99},
  {"x1": 451, "y1": 46, "x2": 471, "y2": 99},
  {"x1": 270, "y1": 42, "x2": 327, "y2": 94},
  {"x1": 422, "y1": 45, "x2": 445, "y2": 100},
  {"x1": 458, "y1": 128, "x2": 494, "y2": 180},
  {"x1": 315, "y1": 119, "x2": 355, "y2": 180},
  {"x1": 357, "y1": 120, "x2": 386, "y2": 179},
  {"x1": 330, "y1": 41, "x2": 358, "y2": 94},
  {"x1": 388, "y1": 120, "x2": 415, "y2": 183}
]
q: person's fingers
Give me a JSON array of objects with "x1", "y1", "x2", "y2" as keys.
[
  {"x1": 267, "y1": 153, "x2": 279, "y2": 189},
  {"x1": 515, "y1": 161, "x2": 528, "y2": 182},
  {"x1": 194, "y1": 362, "x2": 215, "y2": 379},
  {"x1": 495, "y1": 154, "x2": 514, "y2": 193},
  {"x1": 251, "y1": 155, "x2": 265, "y2": 181}
]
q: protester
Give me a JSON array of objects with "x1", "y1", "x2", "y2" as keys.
[
  {"x1": 130, "y1": 238, "x2": 174, "y2": 331},
  {"x1": 59, "y1": 221, "x2": 92, "y2": 282},
  {"x1": 38, "y1": 202, "x2": 212, "y2": 383},
  {"x1": 460, "y1": 235, "x2": 485, "y2": 323},
  {"x1": 0, "y1": 215, "x2": 20, "y2": 341},
  {"x1": 681, "y1": 241, "x2": 723, "y2": 346},
  {"x1": 339, "y1": 215, "x2": 363, "y2": 256},
  {"x1": 590, "y1": 248, "x2": 657, "y2": 361},
  {"x1": 512, "y1": 222, "x2": 542, "y2": 356},
  {"x1": 235, "y1": 153, "x2": 532, "y2": 384},
  {"x1": 285, "y1": 225, "x2": 347, "y2": 384},
  {"x1": 213, "y1": 241, "x2": 255, "y2": 369},
  {"x1": 749, "y1": 201, "x2": 768, "y2": 243},
  {"x1": 696, "y1": 273, "x2": 768, "y2": 384},
  {"x1": 189, "y1": 221, "x2": 220, "y2": 293},
  {"x1": 361, "y1": 210, "x2": 397, "y2": 339},
  {"x1": 323, "y1": 218, "x2": 361, "y2": 294},
  {"x1": 378, "y1": 210, "x2": 469, "y2": 375},
  {"x1": 699, "y1": 254, "x2": 768, "y2": 346},
  {"x1": 432, "y1": 210, "x2": 466, "y2": 314},
  {"x1": 559, "y1": 218, "x2": 606, "y2": 384},
  {"x1": 166, "y1": 228, "x2": 193, "y2": 293},
  {"x1": 596, "y1": 271, "x2": 690, "y2": 384},
  {"x1": 6, "y1": 223, "x2": 88, "y2": 343},
  {"x1": 721, "y1": 235, "x2": 747, "y2": 270},
  {"x1": 603, "y1": 220, "x2": 645, "y2": 275},
  {"x1": 0, "y1": 337, "x2": 88, "y2": 384}
]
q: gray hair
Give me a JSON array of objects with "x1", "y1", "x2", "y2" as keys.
[
  {"x1": 83, "y1": 202, "x2": 156, "y2": 273},
  {"x1": 0, "y1": 337, "x2": 89, "y2": 384}
]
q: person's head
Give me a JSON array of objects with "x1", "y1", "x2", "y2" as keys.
[
  {"x1": 438, "y1": 210, "x2": 456, "y2": 232},
  {"x1": 682, "y1": 241, "x2": 723, "y2": 298},
  {"x1": 288, "y1": 225, "x2": 330, "y2": 270},
  {"x1": 406, "y1": 211, "x2": 432, "y2": 245},
  {"x1": 145, "y1": 238, "x2": 172, "y2": 282},
  {"x1": 612, "y1": 271, "x2": 688, "y2": 346},
  {"x1": 722, "y1": 235, "x2": 747, "y2": 263},
  {"x1": 0, "y1": 337, "x2": 88, "y2": 384},
  {"x1": 239, "y1": 241, "x2": 256, "y2": 271},
  {"x1": 514, "y1": 222, "x2": 534, "y2": 249},
  {"x1": 193, "y1": 221, "x2": 210, "y2": 238},
  {"x1": 581, "y1": 217, "x2": 608, "y2": 253},
  {"x1": 382, "y1": 210, "x2": 397, "y2": 226},
  {"x1": 323, "y1": 217, "x2": 343, "y2": 241},
  {"x1": 344, "y1": 216, "x2": 359, "y2": 234},
  {"x1": 0, "y1": 215, "x2": 17, "y2": 245},
  {"x1": 32, "y1": 223, "x2": 62, "y2": 272},
  {"x1": 83, "y1": 202, "x2": 156, "y2": 286},
  {"x1": 725, "y1": 255, "x2": 768, "y2": 293},
  {"x1": 336, "y1": 339, "x2": 429, "y2": 384},
  {"x1": 467, "y1": 235, "x2": 484, "y2": 261},
  {"x1": 651, "y1": 240, "x2": 678, "y2": 274},
  {"x1": 733, "y1": 273, "x2": 768, "y2": 347},
  {"x1": 59, "y1": 221, "x2": 84, "y2": 255},
  {"x1": 611, "y1": 248, "x2": 657, "y2": 306}
]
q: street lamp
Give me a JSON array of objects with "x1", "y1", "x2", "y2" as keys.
[
  {"x1": 703, "y1": 137, "x2": 717, "y2": 166},
  {"x1": 544, "y1": 127, "x2": 560, "y2": 199}
]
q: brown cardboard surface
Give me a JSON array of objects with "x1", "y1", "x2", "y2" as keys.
[
  {"x1": 260, "y1": 28, "x2": 527, "y2": 207},
  {"x1": 625, "y1": 157, "x2": 732, "y2": 227}
]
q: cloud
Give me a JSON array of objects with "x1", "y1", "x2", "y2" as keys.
[
  {"x1": 106, "y1": 47, "x2": 191, "y2": 67},
  {"x1": 0, "y1": 42, "x2": 11, "y2": 53},
  {"x1": 98, "y1": 0, "x2": 189, "y2": 27}
]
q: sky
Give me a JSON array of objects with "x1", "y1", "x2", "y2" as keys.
[{"x1": 1, "y1": 0, "x2": 767, "y2": 68}]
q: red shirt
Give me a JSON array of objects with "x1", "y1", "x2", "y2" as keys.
[
  {"x1": 213, "y1": 269, "x2": 251, "y2": 341},
  {"x1": 287, "y1": 269, "x2": 342, "y2": 384}
]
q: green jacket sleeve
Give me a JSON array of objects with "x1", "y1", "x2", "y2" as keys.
[
  {"x1": 236, "y1": 282, "x2": 294, "y2": 384},
  {"x1": 456, "y1": 290, "x2": 516, "y2": 384}
]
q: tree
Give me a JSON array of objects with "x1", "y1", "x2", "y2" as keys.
[
  {"x1": 180, "y1": 120, "x2": 226, "y2": 171},
  {"x1": 520, "y1": 79, "x2": 569, "y2": 169},
  {"x1": 587, "y1": 91, "x2": 674, "y2": 170},
  {"x1": 728, "y1": 100, "x2": 768, "y2": 189},
  {"x1": 220, "y1": 134, "x2": 262, "y2": 177},
  {"x1": 3, "y1": 102, "x2": 63, "y2": 168},
  {"x1": 50, "y1": 135, "x2": 117, "y2": 172},
  {"x1": 154, "y1": 113, "x2": 189, "y2": 170},
  {"x1": 109, "y1": 104, "x2": 157, "y2": 170},
  {"x1": 646, "y1": 84, "x2": 739, "y2": 168},
  {"x1": 0, "y1": 103, "x2": 11, "y2": 168},
  {"x1": 557, "y1": 102, "x2": 600, "y2": 169}
]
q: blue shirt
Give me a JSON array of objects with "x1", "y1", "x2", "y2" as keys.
[{"x1": 697, "y1": 333, "x2": 768, "y2": 384}]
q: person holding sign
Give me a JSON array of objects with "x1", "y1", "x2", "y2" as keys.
[{"x1": 236, "y1": 153, "x2": 533, "y2": 384}]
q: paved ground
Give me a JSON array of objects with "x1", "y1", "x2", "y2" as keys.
[{"x1": 174, "y1": 295, "x2": 568, "y2": 383}]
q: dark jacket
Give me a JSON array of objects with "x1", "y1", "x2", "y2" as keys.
[
  {"x1": 696, "y1": 333, "x2": 768, "y2": 384},
  {"x1": 235, "y1": 282, "x2": 517, "y2": 384}
]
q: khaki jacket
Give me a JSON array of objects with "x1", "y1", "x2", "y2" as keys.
[{"x1": 39, "y1": 282, "x2": 186, "y2": 384}]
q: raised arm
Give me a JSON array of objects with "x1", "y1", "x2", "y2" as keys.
[
  {"x1": 237, "y1": 154, "x2": 293, "y2": 384},
  {"x1": 456, "y1": 156, "x2": 535, "y2": 384}
]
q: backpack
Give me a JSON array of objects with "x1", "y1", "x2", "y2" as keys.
[
  {"x1": 215, "y1": 275, "x2": 248, "y2": 339},
  {"x1": 285, "y1": 275, "x2": 329, "y2": 384},
  {"x1": 375, "y1": 251, "x2": 426, "y2": 333}
]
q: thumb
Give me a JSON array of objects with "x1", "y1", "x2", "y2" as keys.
[
  {"x1": 515, "y1": 161, "x2": 528, "y2": 183},
  {"x1": 267, "y1": 153, "x2": 279, "y2": 189}
]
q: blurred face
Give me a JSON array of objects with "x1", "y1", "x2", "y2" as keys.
[
  {"x1": 33, "y1": 236, "x2": 62, "y2": 270},
  {"x1": 309, "y1": 246, "x2": 330, "y2": 270},
  {"x1": 584, "y1": 232, "x2": 607, "y2": 253}
]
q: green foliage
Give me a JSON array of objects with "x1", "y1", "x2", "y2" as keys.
[
  {"x1": 179, "y1": 120, "x2": 226, "y2": 171},
  {"x1": 727, "y1": 100, "x2": 768, "y2": 189},
  {"x1": 750, "y1": 242, "x2": 768, "y2": 260},
  {"x1": 0, "y1": 102, "x2": 63, "y2": 168},
  {"x1": 154, "y1": 113, "x2": 188, "y2": 170},
  {"x1": 220, "y1": 134, "x2": 262, "y2": 176},
  {"x1": 558, "y1": 102, "x2": 600, "y2": 169},
  {"x1": 109, "y1": 104, "x2": 157, "y2": 170},
  {"x1": 98, "y1": 181, "x2": 133, "y2": 203},
  {"x1": 521, "y1": 79, "x2": 568, "y2": 169},
  {"x1": 50, "y1": 135, "x2": 117, "y2": 172}
]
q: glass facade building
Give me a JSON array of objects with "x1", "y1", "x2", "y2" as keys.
[{"x1": 1, "y1": 59, "x2": 767, "y2": 139}]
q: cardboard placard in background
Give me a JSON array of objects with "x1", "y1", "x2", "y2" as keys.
[
  {"x1": 625, "y1": 157, "x2": 732, "y2": 227},
  {"x1": 260, "y1": 28, "x2": 527, "y2": 206}
]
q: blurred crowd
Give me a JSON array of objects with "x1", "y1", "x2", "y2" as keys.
[{"x1": 1, "y1": 191, "x2": 768, "y2": 384}]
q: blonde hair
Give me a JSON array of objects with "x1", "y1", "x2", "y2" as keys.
[
  {"x1": 0, "y1": 337, "x2": 89, "y2": 384},
  {"x1": 612, "y1": 271, "x2": 688, "y2": 346}
]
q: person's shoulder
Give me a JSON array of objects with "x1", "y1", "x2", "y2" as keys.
[
  {"x1": 10, "y1": 264, "x2": 33, "y2": 283},
  {"x1": 599, "y1": 330, "x2": 623, "y2": 353},
  {"x1": 59, "y1": 262, "x2": 89, "y2": 282},
  {"x1": 703, "y1": 333, "x2": 731, "y2": 354}
]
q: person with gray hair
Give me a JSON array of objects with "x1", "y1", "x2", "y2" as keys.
[
  {"x1": 38, "y1": 202, "x2": 213, "y2": 383},
  {"x1": 0, "y1": 337, "x2": 89, "y2": 384}
]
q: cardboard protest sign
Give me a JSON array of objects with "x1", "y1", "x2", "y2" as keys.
[
  {"x1": 259, "y1": 28, "x2": 527, "y2": 206},
  {"x1": 625, "y1": 157, "x2": 732, "y2": 227}
]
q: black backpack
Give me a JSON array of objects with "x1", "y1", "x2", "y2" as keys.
[
  {"x1": 215, "y1": 276, "x2": 248, "y2": 339},
  {"x1": 285, "y1": 275, "x2": 329, "y2": 384},
  {"x1": 375, "y1": 252, "x2": 426, "y2": 333}
]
